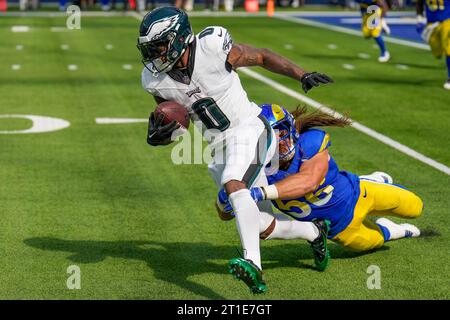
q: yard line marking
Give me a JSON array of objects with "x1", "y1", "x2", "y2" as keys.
[
  {"x1": 275, "y1": 15, "x2": 430, "y2": 51},
  {"x1": 122, "y1": 64, "x2": 133, "y2": 70},
  {"x1": 284, "y1": 44, "x2": 294, "y2": 50},
  {"x1": 105, "y1": 44, "x2": 114, "y2": 50},
  {"x1": 95, "y1": 118, "x2": 147, "y2": 124},
  {"x1": 357, "y1": 53, "x2": 370, "y2": 59},
  {"x1": 67, "y1": 64, "x2": 78, "y2": 71},
  {"x1": 61, "y1": 44, "x2": 70, "y2": 50},
  {"x1": 0, "y1": 115, "x2": 70, "y2": 134},
  {"x1": 239, "y1": 67, "x2": 450, "y2": 175},
  {"x1": 16, "y1": 44, "x2": 24, "y2": 50},
  {"x1": 11, "y1": 26, "x2": 30, "y2": 32},
  {"x1": 327, "y1": 44, "x2": 338, "y2": 50},
  {"x1": 342, "y1": 63, "x2": 355, "y2": 70},
  {"x1": 396, "y1": 64, "x2": 410, "y2": 70},
  {"x1": 11, "y1": 64, "x2": 21, "y2": 70}
]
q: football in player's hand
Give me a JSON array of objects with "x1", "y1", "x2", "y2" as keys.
[{"x1": 155, "y1": 101, "x2": 190, "y2": 129}]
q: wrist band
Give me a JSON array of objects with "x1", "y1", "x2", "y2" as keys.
[{"x1": 261, "y1": 185, "x2": 279, "y2": 200}]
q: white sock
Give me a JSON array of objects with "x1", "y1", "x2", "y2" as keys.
[
  {"x1": 265, "y1": 219, "x2": 319, "y2": 242},
  {"x1": 229, "y1": 189, "x2": 262, "y2": 269}
]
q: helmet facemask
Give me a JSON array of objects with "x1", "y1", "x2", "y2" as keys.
[
  {"x1": 274, "y1": 122, "x2": 296, "y2": 162},
  {"x1": 138, "y1": 31, "x2": 182, "y2": 75}
]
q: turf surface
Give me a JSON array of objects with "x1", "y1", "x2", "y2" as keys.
[{"x1": 0, "y1": 14, "x2": 449, "y2": 299}]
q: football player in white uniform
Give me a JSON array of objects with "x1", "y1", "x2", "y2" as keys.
[{"x1": 137, "y1": 7, "x2": 333, "y2": 293}]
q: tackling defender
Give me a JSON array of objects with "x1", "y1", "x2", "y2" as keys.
[
  {"x1": 356, "y1": 0, "x2": 391, "y2": 62},
  {"x1": 417, "y1": 0, "x2": 450, "y2": 90},
  {"x1": 137, "y1": 7, "x2": 333, "y2": 293},
  {"x1": 219, "y1": 104, "x2": 423, "y2": 254}
]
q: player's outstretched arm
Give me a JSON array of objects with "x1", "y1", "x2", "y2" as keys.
[{"x1": 227, "y1": 43, "x2": 333, "y2": 93}]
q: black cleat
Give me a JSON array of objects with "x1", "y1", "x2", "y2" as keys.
[{"x1": 308, "y1": 219, "x2": 331, "y2": 271}]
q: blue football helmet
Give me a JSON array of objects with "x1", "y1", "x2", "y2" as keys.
[{"x1": 260, "y1": 104, "x2": 298, "y2": 161}]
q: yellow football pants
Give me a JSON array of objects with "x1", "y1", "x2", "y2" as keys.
[
  {"x1": 429, "y1": 19, "x2": 450, "y2": 58},
  {"x1": 333, "y1": 180, "x2": 423, "y2": 252},
  {"x1": 362, "y1": 8, "x2": 383, "y2": 38}
]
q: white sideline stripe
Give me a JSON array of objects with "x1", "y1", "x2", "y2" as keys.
[
  {"x1": 96, "y1": 118, "x2": 147, "y2": 124},
  {"x1": 275, "y1": 15, "x2": 430, "y2": 51},
  {"x1": 239, "y1": 68, "x2": 450, "y2": 176}
]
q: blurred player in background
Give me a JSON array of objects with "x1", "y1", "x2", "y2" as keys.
[
  {"x1": 219, "y1": 104, "x2": 423, "y2": 252},
  {"x1": 137, "y1": 7, "x2": 333, "y2": 294},
  {"x1": 356, "y1": 0, "x2": 391, "y2": 62},
  {"x1": 416, "y1": 0, "x2": 450, "y2": 90}
]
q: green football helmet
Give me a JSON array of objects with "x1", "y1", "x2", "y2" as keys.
[{"x1": 137, "y1": 7, "x2": 194, "y2": 75}]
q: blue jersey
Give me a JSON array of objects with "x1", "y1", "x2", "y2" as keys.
[
  {"x1": 267, "y1": 129, "x2": 360, "y2": 238},
  {"x1": 425, "y1": 0, "x2": 450, "y2": 23}
]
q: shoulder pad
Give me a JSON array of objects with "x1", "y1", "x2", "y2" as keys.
[{"x1": 299, "y1": 129, "x2": 330, "y2": 159}]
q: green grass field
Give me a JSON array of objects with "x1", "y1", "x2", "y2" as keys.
[{"x1": 0, "y1": 14, "x2": 449, "y2": 300}]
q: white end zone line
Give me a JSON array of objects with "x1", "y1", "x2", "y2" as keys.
[{"x1": 239, "y1": 68, "x2": 450, "y2": 176}]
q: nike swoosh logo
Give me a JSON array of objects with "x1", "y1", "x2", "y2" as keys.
[
  {"x1": 148, "y1": 131, "x2": 157, "y2": 140},
  {"x1": 363, "y1": 188, "x2": 367, "y2": 198},
  {"x1": 218, "y1": 29, "x2": 223, "y2": 37}
]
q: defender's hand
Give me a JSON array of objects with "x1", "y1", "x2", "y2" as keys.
[
  {"x1": 301, "y1": 72, "x2": 334, "y2": 93},
  {"x1": 216, "y1": 189, "x2": 235, "y2": 221},
  {"x1": 250, "y1": 187, "x2": 265, "y2": 202},
  {"x1": 147, "y1": 112, "x2": 180, "y2": 146}
]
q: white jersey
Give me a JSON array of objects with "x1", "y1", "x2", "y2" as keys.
[{"x1": 141, "y1": 26, "x2": 262, "y2": 145}]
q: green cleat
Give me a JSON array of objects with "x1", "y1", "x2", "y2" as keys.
[
  {"x1": 228, "y1": 257, "x2": 267, "y2": 294},
  {"x1": 308, "y1": 219, "x2": 331, "y2": 271}
]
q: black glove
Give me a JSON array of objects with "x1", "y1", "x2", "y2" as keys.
[
  {"x1": 147, "y1": 112, "x2": 180, "y2": 146},
  {"x1": 301, "y1": 72, "x2": 334, "y2": 93}
]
